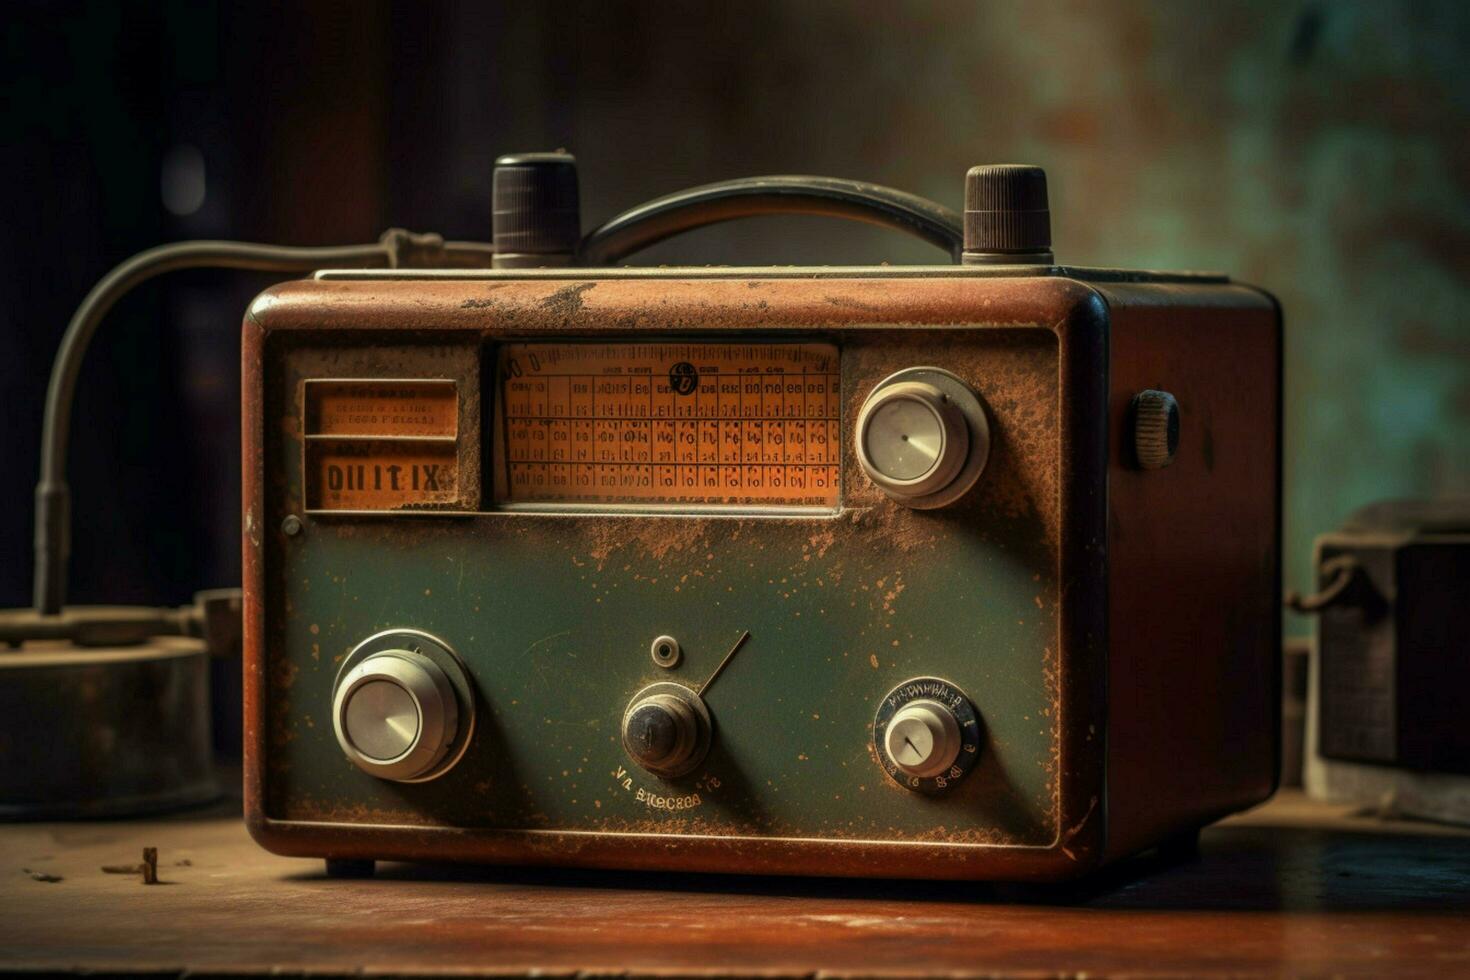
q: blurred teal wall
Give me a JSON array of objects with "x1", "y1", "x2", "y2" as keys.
[
  {"x1": 7, "y1": 1, "x2": 1465, "y2": 630},
  {"x1": 443, "y1": 1, "x2": 1468, "y2": 634}
]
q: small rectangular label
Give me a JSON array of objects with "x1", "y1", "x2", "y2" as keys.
[
  {"x1": 306, "y1": 380, "x2": 457, "y2": 438},
  {"x1": 305, "y1": 441, "x2": 458, "y2": 511},
  {"x1": 303, "y1": 378, "x2": 461, "y2": 511}
]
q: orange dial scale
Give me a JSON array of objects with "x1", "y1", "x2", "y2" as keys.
[{"x1": 494, "y1": 342, "x2": 840, "y2": 507}]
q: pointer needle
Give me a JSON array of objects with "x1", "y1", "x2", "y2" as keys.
[{"x1": 697, "y1": 630, "x2": 751, "y2": 697}]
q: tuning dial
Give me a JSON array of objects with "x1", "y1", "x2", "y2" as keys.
[
  {"x1": 855, "y1": 367, "x2": 990, "y2": 509},
  {"x1": 332, "y1": 629, "x2": 473, "y2": 782},
  {"x1": 621, "y1": 682, "x2": 712, "y2": 779},
  {"x1": 874, "y1": 677, "x2": 982, "y2": 793}
]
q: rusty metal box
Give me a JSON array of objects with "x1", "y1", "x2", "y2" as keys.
[
  {"x1": 1312, "y1": 500, "x2": 1470, "y2": 775},
  {"x1": 243, "y1": 266, "x2": 1280, "y2": 880}
]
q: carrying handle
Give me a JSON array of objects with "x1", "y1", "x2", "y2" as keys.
[{"x1": 577, "y1": 175, "x2": 964, "y2": 266}]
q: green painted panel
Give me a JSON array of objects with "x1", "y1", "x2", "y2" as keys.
[{"x1": 264, "y1": 331, "x2": 1061, "y2": 845}]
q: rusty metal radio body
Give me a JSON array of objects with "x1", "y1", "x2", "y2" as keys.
[{"x1": 243, "y1": 156, "x2": 1282, "y2": 880}]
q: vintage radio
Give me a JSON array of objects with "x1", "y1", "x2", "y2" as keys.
[{"x1": 242, "y1": 155, "x2": 1282, "y2": 880}]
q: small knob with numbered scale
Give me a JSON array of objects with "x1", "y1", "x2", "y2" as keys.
[{"x1": 874, "y1": 677, "x2": 983, "y2": 793}]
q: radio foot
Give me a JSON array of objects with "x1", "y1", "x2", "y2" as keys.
[
  {"x1": 324, "y1": 858, "x2": 376, "y2": 879},
  {"x1": 1157, "y1": 827, "x2": 1201, "y2": 861}
]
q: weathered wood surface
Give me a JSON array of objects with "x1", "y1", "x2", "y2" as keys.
[{"x1": 3, "y1": 791, "x2": 1468, "y2": 978}]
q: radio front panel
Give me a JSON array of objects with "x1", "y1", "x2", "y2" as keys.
[{"x1": 255, "y1": 314, "x2": 1070, "y2": 853}]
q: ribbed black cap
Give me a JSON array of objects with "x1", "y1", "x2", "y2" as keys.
[
  {"x1": 493, "y1": 152, "x2": 580, "y2": 255},
  {"x1": 963, "y1": 164, "x2": 1051, "y2": 254}
]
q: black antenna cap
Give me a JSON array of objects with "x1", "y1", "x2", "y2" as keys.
[
  {"x1": 493, "y1": 151, "x2": 580, "y2": 265},
  {"x1": 963, "y1": 164, "x2": 1053, "y2": 264}
]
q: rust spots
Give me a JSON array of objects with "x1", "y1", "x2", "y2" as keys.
[
  {"x1": 1059, "y1": 795, "x2": 1099, "y2": 862},
  {"x1": 1042, "y1": 643, "x2": 1063, "y2": 826},
  {"x1": 807, "y1": 525, "x2": 837, "y2": 559},
  {"x1": 868, "y1": 654, "x2": 880, "y2": 669},
  {"x1": 539, "y1": 281, "x2": 597, "y2": 319},
  {"x1": 822, "y1": 293, "x2": 881, "y2": 313},
  {"x1": 270, "y1": 659, "x2": 299, "y2": 691},
  {"x1": 580, "y1": 516, "x2": 710, "y2": 570},
  {"x1": 880, "y1": 575, "x2": 906, "y2": 615}
]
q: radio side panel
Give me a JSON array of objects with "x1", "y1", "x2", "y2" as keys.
[{"x1": 1098, "y1": 282, "x2": 1282, "y2": 862}]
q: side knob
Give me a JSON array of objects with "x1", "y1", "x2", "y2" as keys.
[
  {"x1": 1131, "y1": 389, "x2": 1181, "y2": 470},
  {"x1": 331, "y1": 629, "x2": 473, "y2": 782},
  {"x1": 621, "y1": 682, "x2": 712, "y2": 779},
  {"x1": 855, "y1": 367, "x2": 990, "y2": 509},
  {"x1": 962, "y1": 164, "x2": 1053, "y2": 265}
]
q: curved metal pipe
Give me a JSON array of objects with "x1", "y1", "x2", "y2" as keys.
[{"x1": 32, "y1": 231, "x2": 496, "y2": 614}]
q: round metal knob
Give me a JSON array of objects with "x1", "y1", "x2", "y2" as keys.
[
  {"x1": 857, "y1": 381, "x2": 968, "y2": 495},
  {"x1": 855, "y1": 367, "x2": 990, "y2": 509},
  {"x1": 874, "y1": 676, "x2": 982, "y2": 793},
  {"x1": 621, "y1": 682, "x2": 712, "y2": 779},
  {"x1": 333, "y1": 649, "x2": 459, "y2": 781},
  {"x1": 1131, "y1": 389, "x2": 1180, "y2": 470},
  {"x1": 883, "y1": 699, "x2": 963, "y2": 779}
]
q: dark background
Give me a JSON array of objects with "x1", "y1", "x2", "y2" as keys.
[{"x1": 2, "y1": 1, "x2": 1468, "y2": 635}]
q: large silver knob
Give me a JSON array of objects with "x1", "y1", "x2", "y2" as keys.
[
  {"x1": 332, "y1": 631, "x2": 470, "y2": 782},
  {"x1": 855, "y1": 367, "x2": 990, "y2": 508}
]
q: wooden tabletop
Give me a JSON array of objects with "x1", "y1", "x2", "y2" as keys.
[{"x1": 3, "y1": 789, "x2": 1468, "y2": 978}]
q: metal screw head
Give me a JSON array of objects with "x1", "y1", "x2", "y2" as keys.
[
  {"x1": 281, "y1": 515, "x2": 303, "y2": 536},
  {"x1": 650, "y1": 635, "x2": 682, "y2": 668}
]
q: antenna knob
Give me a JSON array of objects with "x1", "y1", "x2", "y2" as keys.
[
  {"x1": 492, "y1": 151, "x2": 581, "y2": 268},
  {"x1": 962, "y1": 164, "x2": 1053, "y2": 265}
]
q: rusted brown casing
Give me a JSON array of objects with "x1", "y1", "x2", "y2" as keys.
[{"x1": 242, "y1": 269, "x2": 1280, "y2": 880}]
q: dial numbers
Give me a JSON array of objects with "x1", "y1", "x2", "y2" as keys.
[
  {"x1": 873, "y1": 677, "x2": 983, "y2": 794},
  {"x1": 495, "y1": 342, "x2": 840, "y2": 507}
]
